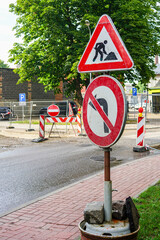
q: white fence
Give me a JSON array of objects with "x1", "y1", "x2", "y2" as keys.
[
  {"x1": 1, "y1": 94, "x2": 160, "y2": 123},
  {"x1": 0, "y1": 100, "x2": 82, "y2": 136},
  {"x1": 126, "y1": 93, "x2": 160, "y2": 122},
  {"x1": 0, "y1": 100, "x2": 72, "y2": 121}
]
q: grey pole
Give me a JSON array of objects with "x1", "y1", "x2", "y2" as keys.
[
  {"x1": 27, "y1": 101, "x2": 35, "y2": 131},
  {"x1": 104, "y1": 148, "x2": 112, "y2": 222}
]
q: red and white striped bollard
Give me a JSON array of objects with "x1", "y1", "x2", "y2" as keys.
[
  {"x1": 136, "y1": 107, "x2": 145, "y2": 146},
  {"x1": 39, "y1": 115, "x2": 45, "y2": 138},
  {"x1": 77, "y1": 108, "x2": 82, "y2": 134}
]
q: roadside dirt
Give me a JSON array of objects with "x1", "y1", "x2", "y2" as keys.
[
  {"x1": 0, "y1": 130, "x2": 90, "y2": 153},
  {"x1": 0, "y1": 135, "x2": 32, "y2": 153}
]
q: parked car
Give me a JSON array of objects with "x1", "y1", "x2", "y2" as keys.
[
  {"x1": 0, "y1": 107, "x2": 12, "y2": 120},
  {"x1": 39, "y1": 101, "x2": 78, "y2": 117},
  {"x1": 134, "y1": 102, "x2": 146, "y2": 110}
]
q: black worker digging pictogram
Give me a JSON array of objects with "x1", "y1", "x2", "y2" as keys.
[{"x1": 93, "y1": 40, "x2": 117, "y2": 62}]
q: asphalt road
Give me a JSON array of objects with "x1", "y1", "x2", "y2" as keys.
[
  {"x1": 0, "y1": 128, "x2": 160, "y2": 216},
  {"x1": 0, "y1": 137, "x2": 103, "y2": 216}
]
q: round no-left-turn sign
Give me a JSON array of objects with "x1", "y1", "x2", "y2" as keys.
[{"x1": 83, "y1": 75, "x2": 127, "y2": 147}]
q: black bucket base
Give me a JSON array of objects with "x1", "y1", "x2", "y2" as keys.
[
  {"x1": 32, "y1": 137, "x2": 48, "y2": 143},
  {"x1": 26, "y1": 129, "x2": 35, "y2": 132},
  {"x1": 79, "y1": 220, "x2": 140, "y2": 240},
  {"x1": 133, "y1": 146, "x2": 149, "y2": 152}
]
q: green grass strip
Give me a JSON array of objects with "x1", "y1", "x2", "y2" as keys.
[
  {"x1": 12, "y1": 120, "x2": 77, "y2": 125},
  {"x1": 134, "y1": 181, "x2": 160, "y2": 240}
]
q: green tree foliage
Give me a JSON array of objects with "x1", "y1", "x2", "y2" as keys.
[
  {"x1": 0, "y1": 59, "x2": 9, "y2": 68},
  {"x1": 137, "y1": 82, "x2": 146, "y2": 93},
  {"x1": 9, "y1": 0, "x2": 160, "y2": 105}
]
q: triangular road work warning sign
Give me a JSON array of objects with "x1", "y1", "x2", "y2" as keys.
[
  {"x1": 69, "y1": 103, "x2": 74, "y2": 117},
  {"x1": 78, "y1": 14, "x2": 134, "y2": 73}
]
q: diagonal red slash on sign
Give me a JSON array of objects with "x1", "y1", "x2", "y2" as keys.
[
  {"x1": 89, "y1": 93, "x2": 114, "y2": 132},
  {"x1": 83, "y1": 76, "x2": 126, "y2": 147}
]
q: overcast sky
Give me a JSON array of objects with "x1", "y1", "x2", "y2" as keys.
[{"x1": 0, "y1": 0, "x2": 19, "y2": 68}]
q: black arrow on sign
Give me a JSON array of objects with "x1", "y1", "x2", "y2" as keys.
[{"x1": 89, "y1": 95, "x2": 109, "y2": 133}]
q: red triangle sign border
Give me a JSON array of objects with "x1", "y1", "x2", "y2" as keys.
[{"x1": 78, "y1": 14, "x2": 134, "y2": 73}]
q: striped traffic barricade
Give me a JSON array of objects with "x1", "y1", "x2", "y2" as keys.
[
  {"x1": 133, "y1": 107, "x2": 148, "y2": 152},
  {"x1": 39, "y1": 114, "x2": 45, "y2": 138},
  {"x1": 136, "y1": 117, "x2": 145, "y2": 146},
  {"x1": 46, "y1": 116, "x2": 77, "y2": 137},
  {"x1": 77, "y1": 108, "x2": 82, "y2": 135},
  {"x1": 32, "y1": 115, "x2": 47, "y2": 142}
]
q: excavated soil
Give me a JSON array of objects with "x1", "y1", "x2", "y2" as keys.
[{"x1": 0, "y1": 135, "x2": 31, "y2": 153}]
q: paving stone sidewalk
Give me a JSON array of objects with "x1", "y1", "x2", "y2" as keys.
[{"x1": 0, "y1": 155, "x2": 160, "y2": 240}]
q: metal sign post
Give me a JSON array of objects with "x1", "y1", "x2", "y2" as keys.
[
  {"x1": 78, "y1": 14, "x2": 137, "y2": 239},
  {"x1": 27, "y1": 101, "x2": 35, "y2": 131},
  {"x1": 29, "y1": 101, "x2": 33, "y2": 129},
  {"x1": 7, "y1": 102, "x2": 14, "y2": 129},
  {"x1": 83, "y1": 75, "x2": 127, "y2": 222},
  {"x1": 19, "y1": 93, "x2": 26, "y2": 121},
  {"x1": 104, "y1": 148, "x2": 112, "y2": 222},
  {"x1": 22, "y1": 105, "x2": 25, "y2": 121}
]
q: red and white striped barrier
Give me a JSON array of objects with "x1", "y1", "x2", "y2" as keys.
[
  {"x1": 39, "y1": 115, "x2": 45, "y2": 138},
  {"x1": 46, "y1": 117, "x2": 77, "y2": 123},
  {"x1": 46, "y1": 115, "x2": 82, "y2": 135},
  {"x1": 77, "y1": 114, "x2": 81, "y2": 134},
  {"x1": 77, "y1": 108, "x2": 82, "y2": 134},
  {"x1": 136, "y1": 110, "x2": 145, "y2": 146},
  {"x1": 46, "y1": 117, "x2": 77, "y2": 137}
]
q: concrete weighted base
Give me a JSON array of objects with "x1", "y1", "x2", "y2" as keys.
[
  {"x1": 79, "y1": 220, "x2": 140, "y2": 240},
  {"x1": 32, "y1": 137, "x2": 48, "y2": 143},
  {"x1": 133, "y1": 146, "x2": 149, "y2": 152}
]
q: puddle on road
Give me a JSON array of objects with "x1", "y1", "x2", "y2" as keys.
[
  {"x1": 90, "y1": 155, "x2": 123, "y2": 168},
  {"x1": 1, "y1": 146, "x2": 9, "y2": 149},
  {"x1": 79, "y1": 144, "x2": 93, "y2": 147},
  {"x1": 90, "y1": 156, "x2": 116, "y2": 162},
  {"x1": 90, "y1": 147, "x2": 155, "y2": 168}
]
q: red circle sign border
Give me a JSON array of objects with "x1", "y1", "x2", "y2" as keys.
[
  {"x1": 83, "y1": 75, "x2": 127, "y2": 147},
  {"x1": 47, "y1": 104, "x2": 60, "y2": 117}
]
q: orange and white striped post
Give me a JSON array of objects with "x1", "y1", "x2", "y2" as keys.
[
  {"x1": 136, "y1": 107, "x2": 145, "y2": 146},
  {"x1": 77, "y1": 108, "x2": 82, "y2": 134}
]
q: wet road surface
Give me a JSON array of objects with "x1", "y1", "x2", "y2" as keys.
[{"x1": 0, "y1": 128, "x2": 160, "y2": 216}]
